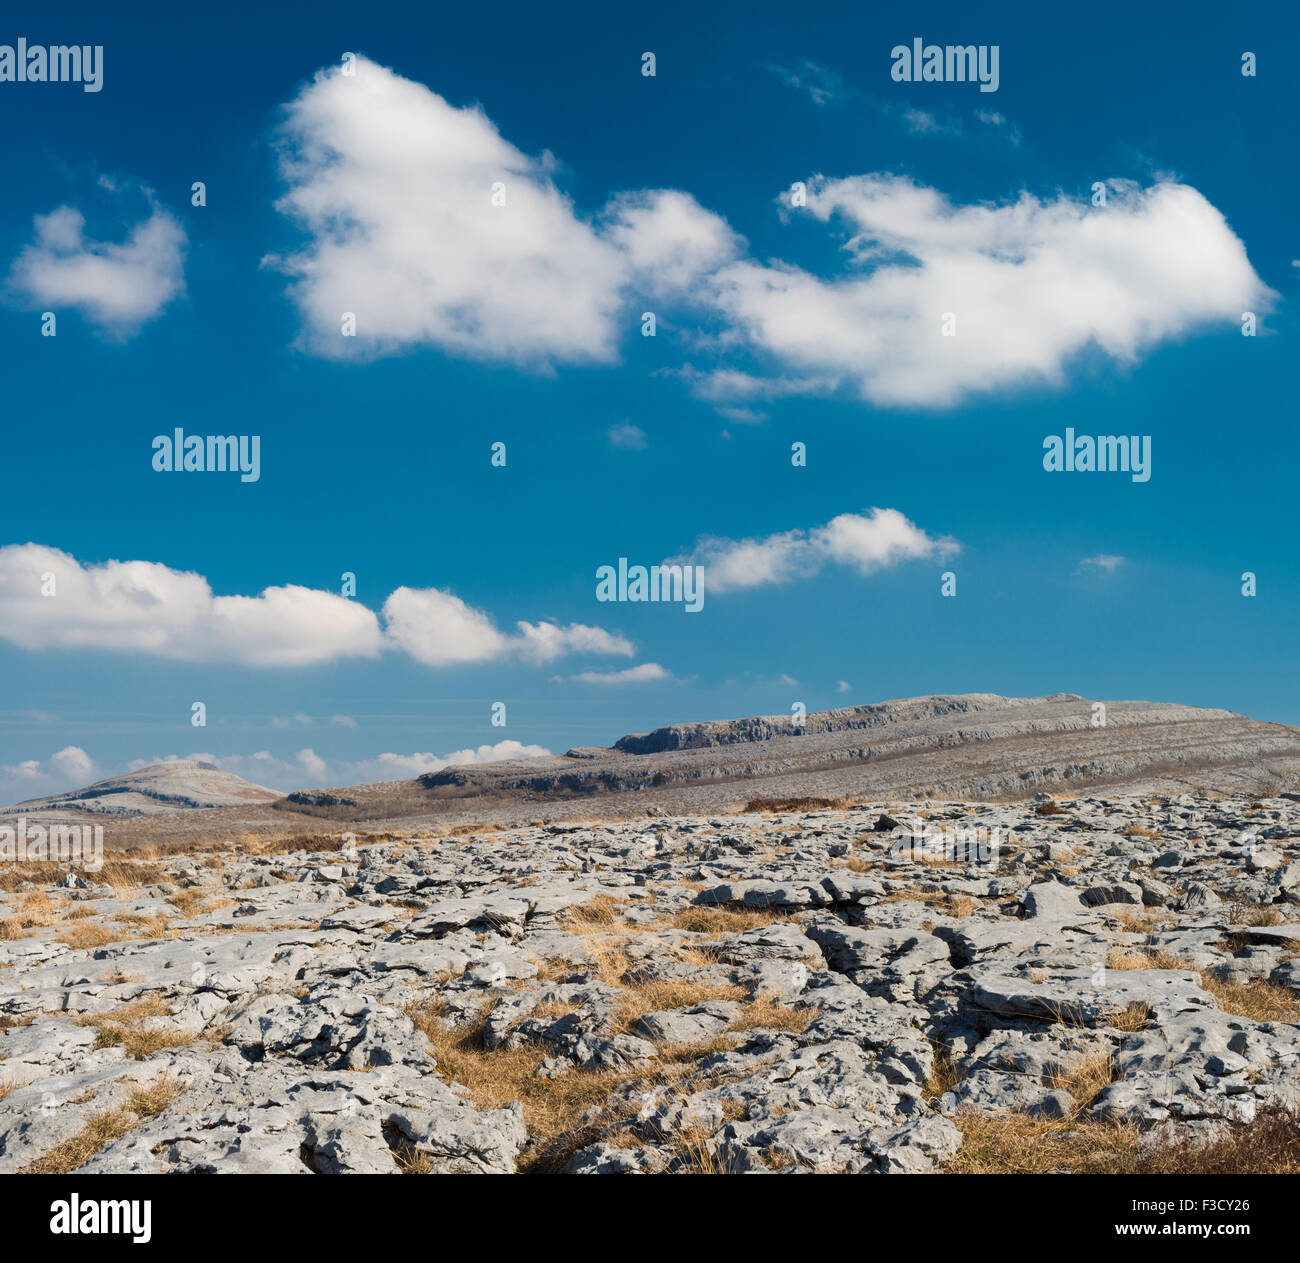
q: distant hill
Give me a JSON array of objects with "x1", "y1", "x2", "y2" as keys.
[{"x1": 5, "y1": 760, "x2": 280, "y2": 818}]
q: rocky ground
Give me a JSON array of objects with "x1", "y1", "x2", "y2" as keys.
[{"x1": 2, "y1": 790, "x2": 1300, "y2": 1174}]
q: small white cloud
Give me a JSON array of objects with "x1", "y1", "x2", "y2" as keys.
[
  {"x1": 294, "y1": 748, "x2": 329, "y2": 780},
  {"x1": 1080, "y1": 554, "x2": 1126, "y2": 572},
  {"x1": 673, "y1": 508, "x2": 959, "y2": 594},
  {"x1": 606, "y1": 421, "x2": 648, "y2": 450},
  {"x1": 349, "y1": 740, "x2": 549, "y2": 782},
  {"x1": 330, "y1": 714, "x2": 358, "y2": 728},
  {"x1": 515, "y1": 620, "x2": 633, "y2": 664},
  {"x1": 0, "y1": 745, "x2": 98, "y2": 804},
  {"x1": 565, "y1": 662, "x2": 673, "y2": 686},
  {"x1": 49, "y1": 746, "x2": 96, "y2": 782},
  {"x1": 8, "y1": 193, "x2": 185, "y2": 335},
  {"x1": 837, "y1": 680, "x2": 852, "y2": 693},
  {"x1": 603, "y1": 189, "x2": 741, "y2": 295}
]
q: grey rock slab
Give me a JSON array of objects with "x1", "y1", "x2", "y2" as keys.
[
  {"x1": 1021, "y1": 881, "x2": 1085, "y2": 918},
  {"x1": 967, "y1": 967, "x2": 1214, "y2": 1027},
  {"x1": 635, "y1": 1001, "x2": 742, "y2": 1044}
]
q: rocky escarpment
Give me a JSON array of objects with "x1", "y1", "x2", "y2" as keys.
[{"x1": 415, "y1": 694, "x2": 1300, "y2": 813}]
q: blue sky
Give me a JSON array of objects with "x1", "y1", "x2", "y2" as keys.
[{"x1": 0, "y1": 0, "x2": 1296, "y2": 799}]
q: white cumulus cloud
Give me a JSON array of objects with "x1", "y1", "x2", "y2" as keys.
[
  {"x1": 270, "y1": 57, "x2": 728, "y2": 365},
  {"x1": 381, "y1": 586, "x2": 632, "y2": 668},
  {"x1": 267, "y1": 60, "x2": 1269, "y2": 412},
  {"x1": 0, "y1": 745, "x2": 98, "y2": 804},
  {"x1": 0, "y1": 545, "x2": 633, "y2": 671},
  {"x1": 673, "y1": 508, "x2": 959, "y2": 594},
  {"x1": 710, "y1": 175, "x2": 1272, "y2": 408},
  {"x1": 564, "y1": 663, "x2": 673, "y2": 686},
  {"x1": 9, "y1": 192, "x2": 185, "y2": 335},
  {"x1": 0, "y1": 544, "x2": 383, "y2": 667}
]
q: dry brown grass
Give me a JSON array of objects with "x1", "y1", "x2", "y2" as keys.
[
  {"x1": 664, "y1": 906, "x2": 796, "y2": 934},
  {"x1": 948, "y1": 1102, "x2": 1300, "y2": 1174},
  {"x1": 112, "y1": 912, "x2": 174, "y2": 939},
  {"x1": 1226, "y1": 900, "x2": 1285, "y2": 927},
  {"x1": 165, "y1": 888, "x2": 212, "y2": 917},
  {"x1": 405, "y1": 943, "x2": 805, "y2": 1172},
  {"x1": 1112, "y1": 906, "x2": 1176, "y2": 932},
  {"x1": 388, "y1": 1135, "x2": 434, "y2": 1173},
  {"x1": 1125, "y1": 826, "x2": 1162, "y2": 839},
  {"x1": 619, "y1": 979, "x2": 746, "y2": 1024},
  {"x1": 1048, "y1": 1050, "x2": 1117, "y2": 1107},
  {"x1": 726, "y1": 995, "x2": 815, "y2": 1034},
  {"x1": 1108, "y1": 1001, "x2": 1154, "y2": 1032},
  {"x1": 559, "y1": 894, "x2": 626, "y2": 930},
  {"x1": 1200, "y1": 978, "x2": 1300, "y2": 1023},
  {"x1": 53, "y1": 922, "x2": 120, "y2": 950},
  {"x1": 75, "y1": 997, "x2": 197, "y2": 1059},
  {"x1": 440, "y1": 822, "x2": 507, "y2": 839},
  {"x1": 18, "y1": 1075, "x2": 182, "y2": 1174},
  {"x1": 923, "y1": 1044, "x2": 961, "y2": 1102},
  {"x1": 743, "y1": 796, "x2": 851, "y2": 814},
  {"x1": 946, "y1": 1111, "x2": 1141, "y2": 1173}
]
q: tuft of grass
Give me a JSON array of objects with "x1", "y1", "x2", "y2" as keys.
[
  {"x1": 559, "y1": 894, "x2": 626, "y2": 930},
  {"x1": 923, "y1": 1045, "x2": 961, "y2": 1103},
  {"x1": 165, "y1": 888, "x2": 212, "y2": 917},
  {"x1": 1047, "y1": 1051, "x2": 1117, "y2": 1108},
  {"x1": 1225, "y1": 900, "x2": 1285, "y2": 927},
  {"x1": 1108, "y1": 1001, "x2": 1154, "y2": 1032},
  {"x1": 725, "y1": 995, "x2": 815, "y2": 1034},
  {"x1": 666, "y1": 906, "x2": 796, "y2": 933},
  {"x1": 619, "y1": 980, "x2": 745, "y2": 1027},
  {"x1": 75, "y1": 997, "x2": 197, "y2": 1059},
  {"x1": 18, "y1": 1076, "x2": 182, "y2": 1175},
  {"x1": 53, "y1": 923, "x2": 120, "y2": 950},
  {"x1": 946, "y1": 894, "x2": 977, "y2": 918}
]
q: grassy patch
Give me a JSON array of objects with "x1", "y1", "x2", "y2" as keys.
[
  {"x1": 948, "y1": 1103, "x2": 1300, "y2": 1174},
  {"x1": 743, "y1": 796, "x2": 852, "y2": 814},
  {"x1": 665, "y1": 907, "x2": 796, "y2": 933},
  {"x1": 559, "y1": 894, "x2": 626, "y2": 930},
  {"x1": 75, "y1": 997, "x2": 197, "y2": 1059},
  {"x1": 18, "y1": 1076, "x2": 182, "y2": 1175}
]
